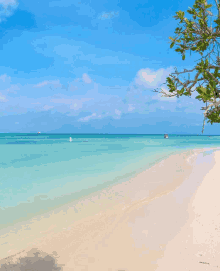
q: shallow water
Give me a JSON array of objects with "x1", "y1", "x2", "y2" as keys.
[{"x1": 1, "y1": 133, "x2": 220, "y2": 229}]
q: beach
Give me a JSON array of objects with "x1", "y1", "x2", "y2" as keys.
[{"x1": 1, "y1": 147, "x2": 220, "y2": 270}]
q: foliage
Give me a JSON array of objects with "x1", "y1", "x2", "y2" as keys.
[{"x1": 153, "y1": 0, "x2": 220, "y2": 133}]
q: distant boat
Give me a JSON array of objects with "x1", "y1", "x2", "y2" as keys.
[
  {"x1": 69, "y1": 137, "x2": 73, "y2": 142},
  {"x1": 37, "y1": 132, "x2": 41, "y2": 134},
  {"x1": 164, "y1": 134, "x2": 169, "y2": 139}
]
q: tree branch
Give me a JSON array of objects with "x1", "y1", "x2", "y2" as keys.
[
  {"x1": 206, "y1": 70, "x2": 220, "y2": 85},
  {"x1": 201, "y1": 99, "x2": 220, "y2": 133},
  {"x1": 214, "y1": 0, "x2": 220, "y2": 18}
]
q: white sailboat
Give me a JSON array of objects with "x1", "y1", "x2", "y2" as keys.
[{"x1": 69, "y1": 137, "x2": 73, "y2": 142}]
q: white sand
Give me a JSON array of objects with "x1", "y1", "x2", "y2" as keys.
[
  {"x1": 0, "y1": 147, "x2": 220, "y2": 271},
  {"x1": 155, "y1": 150, "x2": 220, "y2": 271}
]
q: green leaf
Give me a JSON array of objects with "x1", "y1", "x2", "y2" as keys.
[
  {"x1": 214, "y1": 18, "x2": 220, "y2": 26},
  {"x1": 195, "y1": 94, "x2": 202, "y2": 100},
  {"x1": 170, "y1": 42, "x2": 175, "y2": 48},
  {"x1": 187, "y1": 10, "x2": 194, "y2": 15},
  {"x1": 182, "y1": 55, "x2": 186, "y2": 60},
  {"x1": 205, "y1": 4, "x2": 212, "y2": 8},
  {"x1": 177, "y1": 88, "x2": 184, "y2": 95},
  {"x1": 206, "y1": 108, "x2": 220, "y2": 124}
]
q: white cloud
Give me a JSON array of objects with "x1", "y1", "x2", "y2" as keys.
[
  {"x1": 138, "y1": 70, "x2": 157, "y2": 84},
  {"x1": 0, "y1": 74, "x2": 11, "y2": 83},
  {"x1": 34, "y1": 81, "x2": 50, "y2": 88},
  {"x1": 115, "y1": 109, "x2": 121, "y2": 116},
  {"x1": 49, "y1": 41, "x2": 131, "y2": 66},
  {"x1": 50, "y1": 98, "x2": 73, "y2": 105},
  {"x1": 0, "y1": 0, "x2": 17, "y2": 7},
  {"x1": 82, "y1": 73, "x2": 92, "y2": 84},
  {"x1": 31, "y1": 102, "x2": 41, "y2": 105},
  {"x1": 6, "y1": 84, "x2": 20, "y2": 94},
  {"x1": 0, "y1": 0, "x2": 18, "y2": 22},
  {"x1": 0, "y1": 73, "x2": 20, "y2": 93},
  {"x1": 78, "y1": 113, "x2": 96, "y2": 122},
  {"x1": 69, "y1": 84, "x2": 78, "y2": 91},
  {"x1": 0, "y1": 92, "x2": 8, "y2": 102},
  {"x1": 33, "y1": 80, "x2": 62, "y2": 89},
  {"x1": 128, "y1": 104, "x2": 135, "y2": 112},
  {"x1": 98, "y1": 11, "x2": 119, "y2": 20},
  {"x1": 0, "y1": 66, "x2": 203, "y2": 125},
  {"x1": 135, "y1": 67, "x2": 172, "y2": 88},
  {"x1": 49, "y1": 97, "x2": 94, "y2": 113},
  {"x1": 133, "y1": 66, "x2": 180, "y2": 103},
  {"x1": 43, "y1": 105, "x2": 54, "y2": 111}
]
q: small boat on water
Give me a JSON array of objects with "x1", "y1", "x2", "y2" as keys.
[
  {"x1": 164, "y1": 134, "x2": 169, "y2": 139},
  {"x1": 37, "y1": 132, "x2": 41, "y2": 134},
  {"x1": 69, "y1": 137, "x2": 73, "y2": 142}
]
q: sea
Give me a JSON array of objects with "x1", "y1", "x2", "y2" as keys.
[{"x1": 1, "y1": 133, "x2": 220, "y2": 230}]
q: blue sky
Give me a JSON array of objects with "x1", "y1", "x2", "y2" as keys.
[{"x1": 0, "y1": 0, "x2": 219, "y2": 134}]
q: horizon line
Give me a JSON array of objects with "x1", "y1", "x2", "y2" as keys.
[{"x1": 0, "y1": 133, "x2": 219, "y2": 135}]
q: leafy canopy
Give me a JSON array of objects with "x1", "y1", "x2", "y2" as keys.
[{"x1": 153, "y1": 0, "x2": 220, "y2": 133}]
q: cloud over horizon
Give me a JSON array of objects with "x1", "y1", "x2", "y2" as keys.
[{"x1": 0, "y1": 64, "x2": 205, "y2": 131}]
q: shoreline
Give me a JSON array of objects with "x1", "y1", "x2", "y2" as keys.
[
  {"x1": 0, "y1": 146, "x2": 192, "y2": 232},
  {"x1": 0, "y1": 147, "x2": 219, "y2": 270}
]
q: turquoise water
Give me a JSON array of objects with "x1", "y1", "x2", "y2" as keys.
[{"x1": 1, "y1": 133, "x2": 220, "y2": 229}]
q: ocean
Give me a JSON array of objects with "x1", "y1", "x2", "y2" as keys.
[{"x1": 1, "y1": 133, "x2": 220, "y2": 230}]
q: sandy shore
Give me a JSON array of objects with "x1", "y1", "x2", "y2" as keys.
[{"x1": 1, "y1": 147, "x2": 220, "y2": 270}]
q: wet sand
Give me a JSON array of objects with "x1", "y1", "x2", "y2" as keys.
[{"x1": 0, "y1": 147, "x2": 219, "y2": 271}]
